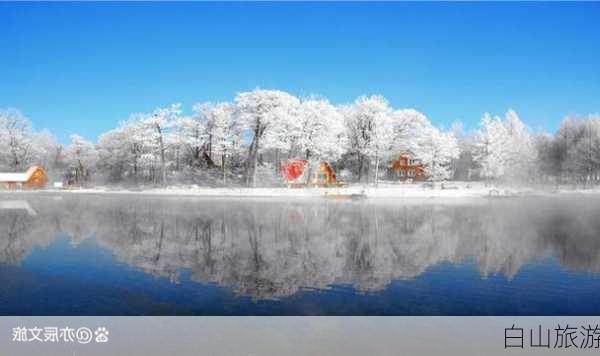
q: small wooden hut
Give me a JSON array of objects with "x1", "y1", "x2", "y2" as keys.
[{"x1": 0, "y1": 166, "x2": 49, "y2": 190}]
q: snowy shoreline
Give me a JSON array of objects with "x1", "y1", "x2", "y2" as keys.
[{"x1": 2, "y1": 182, "x2": 599, "y2": 199}]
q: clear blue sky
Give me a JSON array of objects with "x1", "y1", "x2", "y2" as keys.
[{"x1": 1, "y1": 2, "x2": 599, "y2": 143}]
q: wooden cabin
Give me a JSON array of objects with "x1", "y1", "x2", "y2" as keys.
[
  {"x1": 390, "y1": 154, "x2": 426, "y2": 181},
  {"x1": 313, "y1": 161, "x2": 338, "y2": 186},
  {"x1": 0, "y1": 166, "x2": 49, "y2": 190},
  {"x1": 281, "y1": 160, "x2": 340, "y2": 187}
]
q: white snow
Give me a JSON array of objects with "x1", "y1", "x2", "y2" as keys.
[{"x1": 0, "y1": 181, "x2": 546, "y2": 199}]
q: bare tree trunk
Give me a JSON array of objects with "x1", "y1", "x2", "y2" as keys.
[
  {"x1": 357, "y1": 154, "x2": 363, "y2": 183},
  {"x1": 253, "y1": 148, "x2": 258, "y2": 187},
  {"x1": 245, "y1": 138, "x2": 255, "y2": 186},
  {"x1": 374, "y1": 153, "x2": 380, "y2": 187},
  {"x1": 156, "y1": 125, "x2": 167, "y2": 185},
  {"x1": 221, "y1": 154, "x2": 226, "y2": 185},
  {"x1": 133, "y1": 155, "x2": 138, "y2": 185},
  {"x1": 246, "y1": 121, "x2": 262, "y2": 187}
]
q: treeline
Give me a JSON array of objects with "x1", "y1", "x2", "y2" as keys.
[{"x1": 0, "y1": 89, "x2": 598, "y2": 187}]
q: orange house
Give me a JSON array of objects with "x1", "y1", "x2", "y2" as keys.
[
  {"x1": 0, "y1": 166, "x2": 49, "y2": 190},
  {"x1": 390, "y1": 154, "x2": 426, "y2": 181}
]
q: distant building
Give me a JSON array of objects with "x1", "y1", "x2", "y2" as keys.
[
  {"x1": 0, "y1": 166, "x2": 49, "y2": 190},
  {"x1": 390, "y1": 154, "x2": 426, "y2": 181},
  {"x1": 280, "y1": 159, "x2": 339, "y2": 187}
]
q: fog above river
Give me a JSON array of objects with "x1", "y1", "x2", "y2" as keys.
[{"x1": 2, "y1": 195, "x2": 600, "y2": 299}]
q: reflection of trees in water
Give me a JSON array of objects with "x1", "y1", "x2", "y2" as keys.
[
  {"x1": 0, "y1": 207, "x2": 58, "y2": 264},
  {"x1": 0, "y1": 212, "x2": 33, "y2": 264},
  {"x1": 2, "y1": 196, "x2": 600, "y2": 299}
]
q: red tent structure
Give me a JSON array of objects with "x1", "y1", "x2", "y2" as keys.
[{"x1": 280, "y1": 159, "x2": 308, "y2": 183}]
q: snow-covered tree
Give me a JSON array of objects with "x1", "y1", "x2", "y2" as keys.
[
  {"x1": 65, "y1": 134, "x2": 98, "y2": 184},
  {"x1": 549, "y1": 115, "x2": 600, "y2": 186},
  {"x1": 472, "y1": 110, "x2": 536, "y2": 183},
  {"x1": 293, "y1": 98, "x2": 346, "y2": 162},
  {"x1": 343, "y1": 95, "x2": 394, "y2": 183},
  {"x1": 503, "y1": 110, "x2": 536, "y2": 181},
  {"x1": 572, "y1": 118, "x2": 600, "y2": 184},
  {"x1": 177, "y1": 111, "x2": 207, "y2": 167},
  {"x1": 235, "y1": 89, "x2": 300, "y2": 186},
  {"x1": 121, "y1": 120, "x2": 146, "y2": 181},
  {"x1": 96, "y1": 127, "x2": 128, "y2": 182},
  {"x1": 473, "y1": 113, "x2": 509, "y2": 182},
  {"x1": 96, "y1": 120, "x2": 147, "y2": 183},
  {"x1": 200, "y1": 102, "x2": 242, "y2": 182},
  {"x1": 411, "y1": 125, "x2": 459, "y2": 181},
  {"x1": 389, "y1": 109, "x2": 431, "y2": 153},
  {"x1": 32, "y1": 129, "x2": 63, "y2": 173},
  {"x1": 452, "y1": 130, "x2": 479, "y2": 181},
  {"x1": 370, "y1": 108, "x2": 396, "y2": 185},
  {"x1": 0, "y1": 109, "x2": 35, "y2": 172},
  {"x1": 137, "y1": 104, "x2": 181, "y2": 184}
]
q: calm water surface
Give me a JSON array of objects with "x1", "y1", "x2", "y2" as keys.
[{"x1": 1, "y1": 193, "x2": 600, "y2": 315}]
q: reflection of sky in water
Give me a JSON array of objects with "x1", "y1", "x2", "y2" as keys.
[{"x1": 2, "y1": 195, "x2": 600, "y2": 315}]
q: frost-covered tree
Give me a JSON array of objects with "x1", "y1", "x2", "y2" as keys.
[
  {"x1": 412, "y1": 125, "x2": 459, "y2": 181},
  {"x1": 452, "y1": 131, "x2": 479, "y2": 181},
  {"x1": 390, "y1": 109, "x2": 431, "y2": 153},
  {"x1": 121, "y1": 120, "x2": 146, "y2": 181},
  {"x1": 137, "y1": 104, "x2": 181, "y2": 185},
  {"x1": 0, "y1": 109, "x2": 35, "y2": 172},
  {"x1": 202, "y1": 102, "x2": 242, "y2": 183},
  {"x1": 535, "y1": 133, "x2": 561, "y2": 184},
  {"x1": 96, "y1": 120, "x2": 147, "y2": 183},
  {"x1": 32, "y1": 130, "x2": 63, "y2": 174},
  {"x1": 370, "y1": 107, "x2": 396, "y2": 185},
  {"x1": 343, "y1": 95, "x2": 394, "y2": 183},
  {"x1": 535, "y1": 116, "x2": 600, "y2": 187},
  {"x1": 544, "y1": 115, "x2": 600, "y2": 186},
  {"x1": 472, "y1": 110, "x2": 536, "y2": 183},
  {"x1": 96, "y1": 127, "x2": 129, "y2": 182},
  {"x1": 503, "y1": 110, "x2": 536, "y2": 181},
  {"x1": 555, "y1": 117, "x2": 581, "y2": 184},
  {"x1": 235, "y1": 89, "x2": 300, "y2": 186},
  {"x1": 572, "y1": 117, "x2": 600, "y2": 185},
  {"x1": 473, "y1": 113, "x2": 509, "y2": 182},
  {"x1": 65, "y1": 134, "x2": 98, "y2": 184},
  {"x1": 177, "y1": 110, "x2": 207, "y2": 168},
  {"x1": 293, "y1": 98, "x2": 346, "y2": 162}
]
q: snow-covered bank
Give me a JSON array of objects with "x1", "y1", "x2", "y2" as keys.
[{"x1": 0, "y1": 181, "x2": 564, "y2": 199}]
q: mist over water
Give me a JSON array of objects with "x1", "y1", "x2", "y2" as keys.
[{"x1": 2, "y1": 194, "x2": 600, "y2": 315}]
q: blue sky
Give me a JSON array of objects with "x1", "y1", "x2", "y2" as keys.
[{"x1": 1, "y1": 2, "x2": 599, "y2": 143}]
